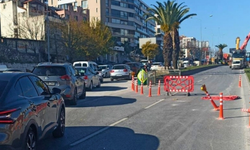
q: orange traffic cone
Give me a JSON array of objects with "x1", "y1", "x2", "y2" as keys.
[
  {"x1": 157, "y1": 80, "x2": 161, "y2": 96},
  {"x1": 140, "y1": 82, "x2": 143, "y2": 95},
  {"x1": 131, "y1": 76, "x2": 134, "y2": 91},
  {"x1": 135, "y1": 81, "x2": 138, "y2": 93},
  {"x1": 148, "y1": 81, "x2": 152, "y2": 97},
  {"x1": 239, "y1": 75, "x2": 241, "y2": 88},
  {"x1": 218, "y1": 92, "x2": 224, "y2": 119}
]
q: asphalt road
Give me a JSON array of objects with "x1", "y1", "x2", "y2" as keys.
[{"x1": 37, "y1": 66, "x2": 250, "y2": 150}]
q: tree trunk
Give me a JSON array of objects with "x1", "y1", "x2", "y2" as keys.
[
  {"x1": 172, "y1": 29, "x2": 180, "y2": 69},
  {"x1": 163, "y1": 32, "x2": 173, "y2": 69}
]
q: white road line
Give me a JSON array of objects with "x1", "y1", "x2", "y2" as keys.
[
  {"x1": 70, "y1": 118, "x2": 128, "y2": 147},
  {"x1": 197, "y1": 80, "x2": 202, "y2": 82},
  {"x1": 145, "y1": 99, "x2": 165, "y2": 109},
  {"x1": 204, "y1": 77, "x2": 208, "y2": 79}
]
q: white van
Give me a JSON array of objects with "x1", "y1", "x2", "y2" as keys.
[{"x1": 73, "y1": 61, "x2": 98, "y2": 72}]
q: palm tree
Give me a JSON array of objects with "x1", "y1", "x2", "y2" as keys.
[
  {"x1": 215, "y1": 44, "x2": 227, "y2": 60},
  {"x1": 146, "y1": 0, "x2": 196, "y2": 69},
  {"x1": 146, "y1": 1, "x2": 175, "y2": 68},
  {"x1": 170, "y1": 2, "x2": 196, "y2": 69}
]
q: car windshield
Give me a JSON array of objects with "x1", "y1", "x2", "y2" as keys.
[
  {"x1": 113, "y1": 65, "x2": 126, "y2": 69},
  {"x1": 0, "y1": 80, "x2": 8, "y2": 98},
  {"x1": 98, "y1": 66, "x2": 107, "y2": 71},
  {"x1": 32, "y1": 66, "x2": 66, "y2": 76},
  {"x1": 233, "y1": 61, "x2": 240, "y2": 64},
  {"x1": 75, "y1": 68, "x2": 87, "y2": 74}
]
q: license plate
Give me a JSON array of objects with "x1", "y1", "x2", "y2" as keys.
[
  {"x1": 46, "y1": 82, "x2": 55, "y2": 86},
  {"x1": 116, "y1": 74, "x2": 122, "y2": 76}
]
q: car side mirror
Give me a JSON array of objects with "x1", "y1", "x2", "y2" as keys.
[{"x1": 52, "y1": 87, "x2": 61, "y2": 94}]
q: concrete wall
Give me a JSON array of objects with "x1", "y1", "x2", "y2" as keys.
[{"x1": 0, "y1": 63, "x2": 37, "y2": 72}]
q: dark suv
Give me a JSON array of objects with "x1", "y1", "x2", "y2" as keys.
[{"x1": 32, "y1": 63, "x2": 86, "y2": 105}]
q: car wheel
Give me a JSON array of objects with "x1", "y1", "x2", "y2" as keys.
[
  {"x1": 25, "y1": 127, "x2": 37, "y2": 150},
  {"x1": 79, "y1": 85, "x2": 86, "y2": 99},
  {"x1": 53, "y1": 108, "x2": 65, "y2": 138},
  {"x1": 89, "y1": 81, "x2": 93, "y2": 91},
  {"x1": 110, "y1": 78, "x2": 114, "y2": 81},
  {"x1": 70, "y1": 89, "x2": 77, "y2": 105},
  {"x1": 105, "y1": 72, "x2": 108, "y2": 78}
]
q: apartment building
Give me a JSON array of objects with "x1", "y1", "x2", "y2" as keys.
[{"x1": 48, "y1": 0, "x2": 156, "y2": 62}]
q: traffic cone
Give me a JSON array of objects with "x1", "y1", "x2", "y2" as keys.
[
  {"x1": 218, "y1": 92, "x2": 224, "y2": 119},
  {"x1": 148, "y1": 81, "x2": 152, "y2": 97},
  {"x1": 239, "y1": 75, "x2": 241, "y2": 88},
  {"x1": 135, "y1": 81, "x2": 138, "y2": 93},
  {"x1": 206, "y1": 92, "x2": 219, "y2": 111},
  {"x1": 131, "y1": 76, "x2": 134, "y2": 91},
  {"x1": 157, "y1": 80, "x2": 161, "y2": 96},
  {"x1": 140, "y1": 82, "x2": 143, "y2": 95}
]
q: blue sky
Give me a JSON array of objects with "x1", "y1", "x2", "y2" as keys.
[{"x1": 143, "y1": 0, "x2": 250, "y2": 53}]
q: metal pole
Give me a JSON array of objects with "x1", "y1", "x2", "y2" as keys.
[{"x1": 46, "y1": 5, "x2": 50, "y2": 62}]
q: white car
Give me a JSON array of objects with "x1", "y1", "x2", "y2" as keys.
[
  {"x1": 98, "y1": 65, "x2": 112, "y2": 78},
  {"x1": 150, "y1": 62, "x2": 164, "y2": 70},
  {"x1": 110, "y1": 64, "x2": 132, "y2": 81}
]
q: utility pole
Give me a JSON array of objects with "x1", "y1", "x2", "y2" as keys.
[{"x1": 46, "y1": 4, "x2": 50, "y2": 62}]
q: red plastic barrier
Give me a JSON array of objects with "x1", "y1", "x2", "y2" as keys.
[
  {"x1": 201, "y1": 95, "x2": 239, "y2": 101},
  {"x1": 164, "y1": 75, "x2": 194, "y2": 93}
]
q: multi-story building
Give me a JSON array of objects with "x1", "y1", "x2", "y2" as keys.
[{"x1": 48, "y1": 0, "x2": 156, "y2": 63}]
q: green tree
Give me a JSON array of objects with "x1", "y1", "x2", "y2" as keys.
[
  {"x1": 141, "y1": 41, "x2": 159, "y2": 60},
  {"x1": 146, "y1": 1, "x2": 174, "y2": 68},
  {"x1": 215, "y1": 44, "x2": 227, "y2": 60},
  {"x1": 170, "y1": 2, "x2": 196, "y2": 69},
  {"x1": 146, "y1": 0, "x2": 196, "y2": 69}
]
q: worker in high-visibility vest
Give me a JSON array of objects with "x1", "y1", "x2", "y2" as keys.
[{"x1": 137, "y1": 65, "x2": 148, "y2": 85}]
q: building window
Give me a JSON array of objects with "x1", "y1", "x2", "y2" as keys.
[
  {"x1": 96, "y1": 8, "x2": 98, "y2": 12},
  {"x1": 96, "y1": 0, "x2": 97, "y2": 3},
  {"x1": 51, "y1": 0, "x2": 53, "y2": 5},
  {"x1": 75, "y1": 16, "x2": 78, "y2": 21},
  {"x1": 81, "y1": 0, "x2": 87, "y2": 8},
  {"x1": 3, "y1": 4, "x2": 6, "y2": 9},
  {"x1": 74, "y1": 2, "x2": 77, "y2": 10}
]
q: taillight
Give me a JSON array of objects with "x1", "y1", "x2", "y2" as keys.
[
  {"x1": 84, "y1": 76, "x2": 88, "y2": 79},
  {"x1": 123, "y1": 69, "x2": 128, "y2": 72},
  {"x1": 60, "y1": 75, "x2": 71, "y2": 81},
  {"x1": 0, "y1": 108, "x2": 17, "y2": 124},
  {"x1": 110, "y1": 70, "x2": 114, "y2": 73}
]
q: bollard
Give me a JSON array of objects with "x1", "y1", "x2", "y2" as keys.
[
  {"x1": 148, "y1": 81, "x2": 152, "y2": 97},
  {"x1": 131, "y1": 76, "x2": 134, "y2": 91},
  {"x1": 157, "y1": 80, "x2": 161, "y2": 96},
  {"x1": 201, "y1": 84, "x2": 219, "y2": 110},
  {"x1": 205, "y1": 91, "x2": 219, "y2": 111},
  {"x1": 140, "y1": 82, "x2": 143, "y2": 95},
  {"x1": 242, "y1": 108, "x2": 250, "y2": 127},
  {"x1": 135, "y1": 81, "x2": 138, "y2": 93},
  {"x1": 218, "y1": 92, "x2": 224, "y2": 119},
  {"x1": 239, "y1": 75, "x2": 242, "y2": 88}
]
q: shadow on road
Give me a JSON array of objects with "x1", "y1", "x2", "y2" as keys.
[
  {"x1": 89, "y1": 86, "x2": 127, "y2": 92},
  {"x1": 37, "y1": 126, "x2": 160, "y2": 150},
  {"x1": 103, "y1": 80, "x2": 129, "y2": 84},
  {"x1": 67, "y1": 96, "x2": 136, "y2": 107}
]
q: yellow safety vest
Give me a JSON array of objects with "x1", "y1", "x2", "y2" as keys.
[{"x1": 137, "y1": 69, "x2": 147, "y2": 83}]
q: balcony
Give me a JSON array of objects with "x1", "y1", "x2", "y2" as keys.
[{"x1": 58, "y1": 0, "x2": 76, "y2": 5}]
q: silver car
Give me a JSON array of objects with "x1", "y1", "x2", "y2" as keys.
[
  {"x1": 110, "y1": 64, "x2": 132, "y2": 81},
  {"x1": 98, "y1": 64, "x2": 112, "y2": 78},
  {"x1": 75, "y1": 67, "x2": 101, "y2": 90},
  {"x1": 32, "y1": 63, "x2": 86, "y2": 105}
]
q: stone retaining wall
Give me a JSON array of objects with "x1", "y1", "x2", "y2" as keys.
[{"x1": 0, "y1": 63, "x2": 37, "y2": 72}]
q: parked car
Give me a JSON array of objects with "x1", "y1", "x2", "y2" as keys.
[
  {"x1": 73, "y1": 61, "x2": 98, "y2": 72},
  {"x1": 0, "y1": 72, "x2": 65, "y2": 150},
  {"x1": 98, "y1": 64, "x2": 112, "y2": 78},
  {"x1": 150, "y1": 62, "x2": 164, "y2": 70},
  {"x1": 110, "y1": 64, "x2": 132, "y2": 81},
  {"x1": 32, "y1": 63, "x2": 86, "y2": 105},
  {"x1": 0, "y1": 65, "x2": 7, "y2": 72},
  {"x1": 126, "y1": 62, "x2": 143, "y2": 76},
  {"x1": 75, "y1": 67, "x2": 101, "y2": 90}
]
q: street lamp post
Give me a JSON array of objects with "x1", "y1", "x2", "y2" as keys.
[{"x1": 46, "y1": 4, "x2": 50, "y2": 62}]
